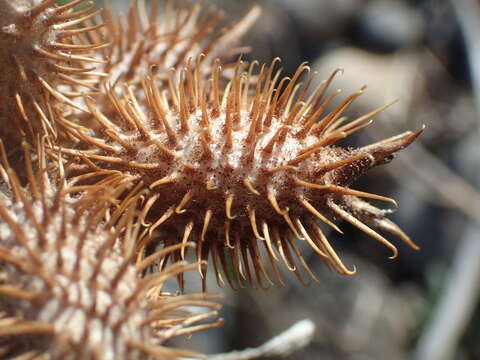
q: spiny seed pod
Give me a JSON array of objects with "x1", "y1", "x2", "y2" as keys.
[
  {"x1": 65, "y1": 1, "x2": 260, "y2": 140},
  {"x1": 0, "y1": 142, "x2": 221, "y2": 359},
  {"x1": 0, "y1": 0, "x2": 108, "y2": 143},
  {"x1": 99, "y1": 0, "x2": 260, "y2": 87},
  {"x1": 58, "y1": 59, "x2": 423, "y2": 290}
]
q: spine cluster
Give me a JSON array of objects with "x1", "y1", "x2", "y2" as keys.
[
  {"x1": 0, "y1": 0, "x2": 423, "y2": 358},
  {"x1": 61, "y1": 57, "x2": 422, "y2": 289},
  {"x1": 0, "y1": 0, "x2": 108, "y2": 143},
  {"x1": 0, "y1": 142, "x2": 220, "y2": 359}
]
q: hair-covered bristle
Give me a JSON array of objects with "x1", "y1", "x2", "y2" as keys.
[
  {"x1": 0, "y1": 140, "x2": 221, "y2": 359},
  {"x1": 57, "y1": 58, "x2": 423, "y2": 290},
  {"x1": 0, "y1": 0, "x2": 108, "y2": 144}
]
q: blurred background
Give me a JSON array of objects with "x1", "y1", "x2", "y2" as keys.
[{"x1": 99, "y1": 0, "x2": 480, "y2": 359}]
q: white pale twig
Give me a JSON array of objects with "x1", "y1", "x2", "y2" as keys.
[
  {"x1": 201, "y1": 319, "x2": 315, "y2": 360},
  {"x1": 413, "y1": 226, "x2": 480, "y2": 360}
]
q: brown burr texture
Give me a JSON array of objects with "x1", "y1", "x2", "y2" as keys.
[
  {"x1": 58, "y1": 58, "x2": 423, "y2": 290},
  {"x1": 0, "y1": 141, "x2": 221, "y2": 359},
  {"x1": 0, "y1": 0, "x2": 108, "y2": 144}
]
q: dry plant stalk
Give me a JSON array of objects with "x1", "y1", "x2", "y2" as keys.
[{"x1": 0, "y1": 0, "x2": 423, "y2": 358}]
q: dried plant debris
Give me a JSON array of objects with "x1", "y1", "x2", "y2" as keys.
[
  {"x1": 0, "y1": 141, "x2": 221, "y2": 359},
  {"x1": 58, "y1": 59, "x2": 423, "y2": 290}
]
